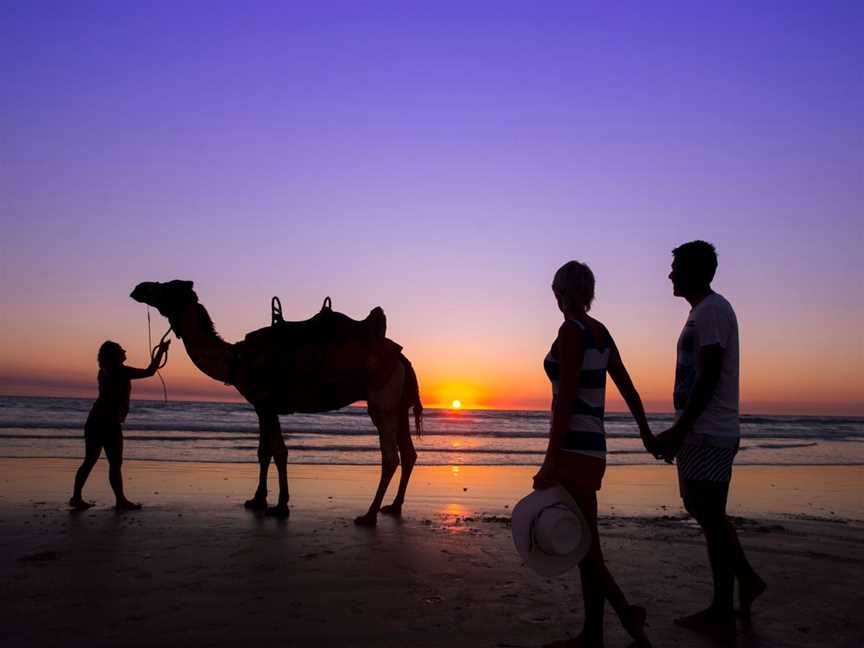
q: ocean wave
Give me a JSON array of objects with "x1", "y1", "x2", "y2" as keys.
[
  {"x1": 741, "y1": 415, "x2": 864, "y2": 426},
  {"x1": 1, "y1": 453, "x2": 862, "y2": 467},
  {"x1": 1, "y1": 422, "x2": 861, "y2": 441},
  {"x1": 3, "y1": 435, "x2": 857, "y2": 461},
  {"x1": 0, "y1": 435, "x2": 685, "y2": 452},
  {"x1": 741, "y1": 442, "x2": 820, "y2": 450}
]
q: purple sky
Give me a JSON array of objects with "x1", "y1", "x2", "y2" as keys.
[{"x1": 1, "y1": 2, "x2": 862, "y2": 412}]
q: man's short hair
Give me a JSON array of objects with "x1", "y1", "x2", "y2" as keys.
[{"x1": 672, "y1": 240, "x2": 718, "y2": 285}]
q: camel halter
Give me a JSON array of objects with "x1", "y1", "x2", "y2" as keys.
[{"x1": 147, "y1": 307, "x2": 172, "y2": 403}]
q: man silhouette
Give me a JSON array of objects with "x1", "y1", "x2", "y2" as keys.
[{"x1": 655, "y1": 241, "x2": 765, "y2": 635}]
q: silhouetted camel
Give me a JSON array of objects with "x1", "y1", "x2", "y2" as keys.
[{"x1": 130, "y1": 280, "x2": 422, "y2": 525}]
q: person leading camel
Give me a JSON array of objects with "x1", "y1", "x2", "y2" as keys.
[
  {"x1": 535, "y1": 261, "x2": 654, "y2": 648},
  {"x1": 69, "y1": 339, "x2": 169, "y2": 511}
]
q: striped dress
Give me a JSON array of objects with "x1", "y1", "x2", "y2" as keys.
[{"x1": 543, "y1": 319, "x2": 610, "y2": 460}]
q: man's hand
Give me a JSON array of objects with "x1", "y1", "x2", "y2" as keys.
[{"x1": 653, "y1": 423, "x2": 688, "y2": 463}]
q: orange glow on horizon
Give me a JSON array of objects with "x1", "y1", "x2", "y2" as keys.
[{"x1": 1, "y1": 337, "x2": 862, "y2": 415}]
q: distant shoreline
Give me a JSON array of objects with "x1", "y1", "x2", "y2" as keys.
[
  {"x1": 2, "y1": 393, "x2": 863, "y2": 418},
  {"x1": 3, "y1": 395, "x2": 861, "y2": 467}
]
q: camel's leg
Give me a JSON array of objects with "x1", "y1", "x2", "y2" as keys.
[
  {"x1": 258, "y1": 409, "x2": 289, "y2": 518},
  {"x1": 354, "y1": 404, "x2": 400, "y2": 526},
  {"x1": 380, "y1": 407, "x2": 416, "y2": 517},
  {"x1": 244, "y1": 427, "x2": 271, "y2": 510}
]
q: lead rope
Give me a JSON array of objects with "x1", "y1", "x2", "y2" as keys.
[{"x1": 147, "y1": 307, "x2": 171, "y2": 403}]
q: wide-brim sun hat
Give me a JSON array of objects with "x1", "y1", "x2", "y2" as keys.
[{"x1": 511, "y1": 484, "x2": 591, "y2": 577}]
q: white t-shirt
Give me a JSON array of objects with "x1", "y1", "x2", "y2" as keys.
[{"x1": 674, "y1": 292, "x2": 740, "y2": 446}]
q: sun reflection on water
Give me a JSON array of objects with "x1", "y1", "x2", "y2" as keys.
[{"x1": 439, "y1": 502, "x2": 472, "y2": 534}]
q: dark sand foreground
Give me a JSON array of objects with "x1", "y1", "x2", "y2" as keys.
[{"x1": 2, "y1": 459, "x2": 862, "y2": 647}]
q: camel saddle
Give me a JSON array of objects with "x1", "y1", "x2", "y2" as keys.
[
  {"x1": 269, "y1": 296, "x2": 386, "y2": 342},
  {"x1": 234, "y1": 297, "x2": 400, "y2": 413}
]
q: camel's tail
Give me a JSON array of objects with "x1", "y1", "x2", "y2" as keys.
[{"x1": 400, "y1": 354, "x2": 423, "y2": 438}]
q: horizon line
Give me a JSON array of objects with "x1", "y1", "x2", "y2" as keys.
[{"x1": 2, "y1": 393, "x2": 862, "y2": 418}]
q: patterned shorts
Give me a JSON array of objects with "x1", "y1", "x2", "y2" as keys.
[{"x1": 676, "y1": 442, "x2": 738, "y2": 483}]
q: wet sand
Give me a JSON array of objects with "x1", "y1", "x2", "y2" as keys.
[{"x1": 2, "y1": 459, "x2": 862, "y2": 647}]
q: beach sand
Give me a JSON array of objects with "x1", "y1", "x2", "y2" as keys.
[{"x1": 2, "y1": 459, "x2": 862, "y2": 647}]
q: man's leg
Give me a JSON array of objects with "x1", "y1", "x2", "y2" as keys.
[
  {"x1": 676, "y1": 479, "x2": 736, "y2": 632},
  {"x1": 729, "y1": 518, "x2": 766, "y2": 619}
]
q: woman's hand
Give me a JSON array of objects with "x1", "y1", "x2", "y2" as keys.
[
  {"x1": 147, "y1": 339, "x2": 170, "y2": 372},
  {"x1": 155, "y1": 339, "x2": 170, "y2": 360},
  {"x1": 639, "y1": 426, "x2": 657, "y2": 455},
  {"x1": 532, "y1": 456, "x2": 557, "y2": 490}
]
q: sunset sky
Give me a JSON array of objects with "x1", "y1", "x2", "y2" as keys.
[{"x1": 1, "y1": 2, "x2": 862, "y2": 414}]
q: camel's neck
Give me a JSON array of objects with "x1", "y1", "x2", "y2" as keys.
[{"x1": 174, "y1": 303, "x2": 234, "y2": 384}]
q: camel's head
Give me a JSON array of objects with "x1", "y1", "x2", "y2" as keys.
[{"x1": 130, "y1": 280, "x2": 198, "y2": 322}]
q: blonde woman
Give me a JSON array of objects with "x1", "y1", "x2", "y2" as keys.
[{"x1": 536, "y1": 261, "x2": 654, "y2": 648}]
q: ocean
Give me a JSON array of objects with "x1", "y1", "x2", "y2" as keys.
[{"x1": 0, "y1": 396, "x2": 861, "y2": 466}]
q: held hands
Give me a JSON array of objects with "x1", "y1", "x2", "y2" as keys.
[
  {"x1": 653, "y1": 422, "x2": 689, "y2": 464},
  {"x1": 639, "y1": 425, "x2": 657, "y2": 456}
]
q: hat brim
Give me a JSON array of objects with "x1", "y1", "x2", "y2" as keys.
[{"x1": 511, "y1": 485, "x2": 591, "y2": 577}]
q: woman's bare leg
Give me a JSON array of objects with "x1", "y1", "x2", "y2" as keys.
[
  {"x1": 105, "y1": 435, "x2": 139, "y2": 509},
  {"x1": 71, "y1": 436, "x2": 101, "y2": 508},
  {"x1": 566, "y1": 486, "x2": 651, "y2": 647}
]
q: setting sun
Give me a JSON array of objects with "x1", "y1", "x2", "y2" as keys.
[{"x1": 451, "y1": 400, "x2": 462, "y2": 409}]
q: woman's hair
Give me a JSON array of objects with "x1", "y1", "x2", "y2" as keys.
[
  {"x1": 552, "y1": 261, "x2": 595, "y2": 313},
  {"x1": 97, "y1": 341, "x2": 124, "y2": 370}
]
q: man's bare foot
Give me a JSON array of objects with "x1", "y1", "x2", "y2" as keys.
[
  {"x1": 265, "y1": 504, "x2": 290, "y2": 518},
  {"x1": 244, "y1": 495, "x2": 268, "y2": 511},
  {"x1": 69, "y1": 497, "x2": 94, "y2": 511},
  {"x1": 542, "y1": 633, "x2": 604, "y2": 647},
  {"x1": 354, "y1": 512, "x2": 377, "y2": 526},
  {"x1": 379, "y1": 503, "x2": 402, "y2": 517},
  {"x1": 737, "y1": 574, "x2": 767, "y2": 622},
  {"x1": 620, "y1": 605, "x2": 652, "y2": 647},
  {"x1": 674, "y1": 608, "x2": 735, "y2": 636},
  {"x1": 115, "y1": 500, "x2": 142, "y2": 511}
]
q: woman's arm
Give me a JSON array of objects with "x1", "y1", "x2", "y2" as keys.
[
  {"x1": 535, "y1": 323, "x2": 584, "y2": 486},
  {"x1": 606, "y1": 337, "x2": 655, "y2": 454},
  {"x1": 126, "y1": 341, "x2": 170, "y2": 380}
]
